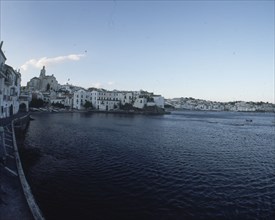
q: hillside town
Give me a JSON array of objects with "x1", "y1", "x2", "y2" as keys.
[
  {"x1": 1, "y1": 41, "x2": 274, "y2": 120},
  {"x1": 23, "y1": 65, "x2": 165, "y2": 112},
  {"x1": 166, "y1": 97, "x2": 275, "y2": 112},
  {"x1": 0, "y1": 41, "x2": 165, "y2": 116}
]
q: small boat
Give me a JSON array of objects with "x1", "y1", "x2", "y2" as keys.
[{"x1": 245, "y1": 119, "x2": 253, "y2": 122}]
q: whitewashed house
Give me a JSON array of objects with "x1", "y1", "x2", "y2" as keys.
[
  {"x1": 133, "y1": 94, "x2": 165, "y2": 109},
  {"x1": 50, "y1": 97, "x2": 65, "y2": 105},
  {"x1": 89, "y1": 90, "x2": 99, "y2": 108},
  {"x1": 97, "y1": 90, "x2": 120, "y2": 111},
  {"x1": 0, "y1": 41, "x2": 21, "y2": 118},
  {"x1": 118, "y1": 92, "x2": 133, "y2": 105},
  {"x1": 64, "y1": 94, "x2": 73, "y2": 108},
  {"x1": 132, "y1": 91, "x2": 141, "y2": 100},
  {"x1": 153, "y1": 95, "x2": 165, "y2": 109},
  {"x1": 235, "y1": 101, "x2": 255, "y2": 112},
  {"x1": 133, "y1": 97, "x2": 147, "y2": 109},
  {"x1": 73, "y1": 89, "x2": 88, "y2": 110}
]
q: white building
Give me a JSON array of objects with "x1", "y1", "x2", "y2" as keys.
[
  {"x1": 59, "y1": 84, "x2": 72, "y2": 93},
  {"x1": 132, "y1": 94, "x2": 165, "y2": 109},
  {"x1": 89, "y1": 90, "x2": 99, "y2": 108},
  {"x1": 0, "y1": 41, "x2": 21, "y2": 118},
  {"x1": 133, "y1": 97, "x2": 147, "y2": 109},
  {"x1": 96, "y1": 90, "x2": 120, "y2": 111},
  {"x1": 153, "y1": 95, "x2": 165, "y2": 109},
  {"x1": 118, "y1": 92, "x2": 133, "y2": 105},
  {"x1": 73, "y1": 89, "x2": 88, "y2": 110}
]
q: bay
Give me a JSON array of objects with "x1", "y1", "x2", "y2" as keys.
[{"x1": 19, "y1": 111, "x2": 275, "y2": 219}]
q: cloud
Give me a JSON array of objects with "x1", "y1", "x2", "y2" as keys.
[
  {"x1": 107, "y1": 81, "x2": 115, "y2": 86},
  {"x1": 91, "y1": 82, "x2": 102, "y2": 88},
  {"x1": 89, "y1": 81, "x2": 115, "y2": 89},
  {"x1": 21, "y1": 54, "x2": 85, "y2": 71}
]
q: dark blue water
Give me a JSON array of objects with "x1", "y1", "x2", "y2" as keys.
[{"x1": 20, "y1": 111, "x2": 275, "y2": 219}]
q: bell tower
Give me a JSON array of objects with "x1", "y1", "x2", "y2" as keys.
[{"x1": 40, "y1": 66, "x2": 46, "y2": 78}]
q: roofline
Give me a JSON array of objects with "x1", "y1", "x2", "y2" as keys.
[
  {"x1": 0, "y1": 50, "x2": 7, "y2": 61},
  {"x1": 0, "y1": 41, "x2": 7, "y2": 60}
]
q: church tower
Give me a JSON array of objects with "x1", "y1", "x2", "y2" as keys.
[{"x1": 40, "y1": 66, "x2": 46, "y2": 78}]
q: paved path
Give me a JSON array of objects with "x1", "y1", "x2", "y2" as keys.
[{"x1": 0, "y1": 114, "x2": 34, "y2": 220}]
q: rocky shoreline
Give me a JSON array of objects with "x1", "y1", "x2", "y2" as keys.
[{"x1": 30, "y1": 107, "x2": 171, "y2": 115}]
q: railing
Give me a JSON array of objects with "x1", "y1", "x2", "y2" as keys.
[{"x1": 12, "y1": 114, "x2": 45, "y2": 220}]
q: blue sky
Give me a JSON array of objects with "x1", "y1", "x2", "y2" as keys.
[{"x1": 0, "y1": 0, "x2": 274, "y2": 103}]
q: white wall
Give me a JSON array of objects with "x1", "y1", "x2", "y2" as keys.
[
  {"x1": 133, "y1": 97, "x2": 147, "y2": 109},
  {"x1": 73, "y1": 89, "x2": 87, "y2": 109},
  {"x1": 153, "y1": 96, "x2": 164, "y2": 108}
]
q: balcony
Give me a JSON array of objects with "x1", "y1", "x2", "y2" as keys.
[
  {"x1": 3, "y1": 95, "x2": 11, "y2": 101},
  {"x1": 4, "y1": 76, "x2": 13, "y2": 86},
  {"x1": 10, "y1": 92, "x2": 18, "y2": 97}
]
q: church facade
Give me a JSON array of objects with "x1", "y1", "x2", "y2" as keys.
[{"x1": 27, "y1": 66, "x2": 60, "y2": 92}]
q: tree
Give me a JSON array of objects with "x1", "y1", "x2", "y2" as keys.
[
  {"x1": 83, "y1": 100, "x2": 93, "y2": 109},
  {"x1": 120, "y1": 103, "x2": 134, "y2": 110},
  {"x1": 29, "y1": 98, "x2": 45, "y2": 108},
  {"x1": 51, "y1": 102, "x2": 65, "y2": 108}
]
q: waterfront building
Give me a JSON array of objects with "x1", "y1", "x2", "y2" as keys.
[
  {"x1": 50, "y1": 97, "x2": 66, "y2": 106},
  {"x1": 153, "y1": 95, "x2": 165, "y2": 109},
  {"x1": 55, "y1": 90, "x2": 73, "y2": 109},
  {"x1": 235, "y1": 101, "x2": 255, "y2": 112},
  {"x1": 89, "y1": 90, "x2": 99, "y2": 108},
  {"x1": 132, "y1": 94, "x2": 165, "y2": 109},
  {"x1": 63, "y1": 94, "x2": 73, "y2": 108},
  {"x1": 132, "y1": 91, "x2": 141, "y2": 100},
  {"x1": 118, "y1": 92, "x2": 133, "y2": 105},
  {"x1": 73, "y1": 89, "x2": 88, "y2": 110},
  {"x1": 133, "y1": 97, "x2": 147, "y2": 109},
  {"x1": 0, "y1": 41, "x2": 21, "y2": 118},
  {"x1": 97, "y1": 90, "x2": 120, "y2": 111}
]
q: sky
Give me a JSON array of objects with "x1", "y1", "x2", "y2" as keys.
[{"x1": 0, "y1": 0, "x2": 274, "y2": 103}]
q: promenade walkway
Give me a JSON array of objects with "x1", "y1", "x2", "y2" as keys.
[{"x1": 0, "y1": 113, "x2": 34, "y2": 220}]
